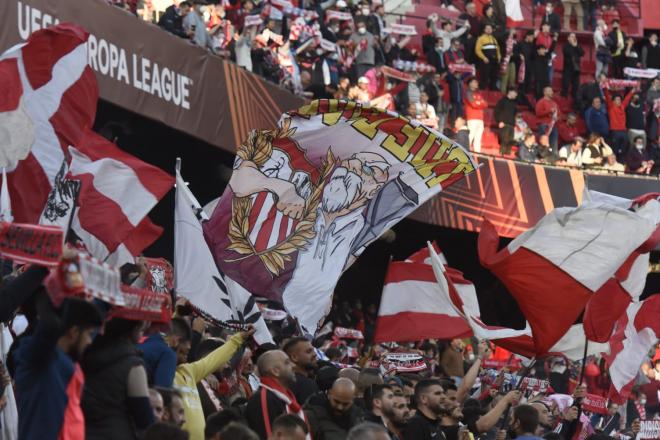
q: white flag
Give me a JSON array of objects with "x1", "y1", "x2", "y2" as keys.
[
  {"x1": 0, "y1": 168, "x2": 12, "y2": 223},
  {"x1": 174, "y1": 162, "x2": 272, "y2": 344}
]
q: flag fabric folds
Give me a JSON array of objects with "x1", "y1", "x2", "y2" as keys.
[
  {"x1": 604, "y1": 294, "x2": 660, "y2": 403},
  {"x1": 0, "y1": 24, "x2": 97, "y2": 223},
  {"x1": 427, "y1": 244, "x2": 609, "y2": 360},
  {"x1": 203, "y1": 99, "x2": 476, "y2": 333},
  {"x1": 478, "y1": 196, "x2": 659, "y2": 355},
  {"x1": 374, "y1": 258, "x2": 472, "y2": 343},
  {"x1": 174, "y1": 164, "x2": 272, "y2": 345}
]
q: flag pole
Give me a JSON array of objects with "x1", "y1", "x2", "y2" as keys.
[
  {"x1": 577, "y1": 337, "x2": 589, "y2": 386},
  {"x1": 65, "y1": 183, "x2": 81, "y2": 245}
]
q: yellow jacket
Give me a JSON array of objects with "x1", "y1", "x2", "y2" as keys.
[
  {"x1": 475, "y1": 34, "x2": 501, "y2": 62},
  {"x1": 174, "y1": 333, "x2": 244, "y2": 440}
]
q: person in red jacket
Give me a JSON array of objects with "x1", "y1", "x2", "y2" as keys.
[
  {"x1": 557, "y1": 112, "x2": 581, "y2": 145},
  {"x1": 605, "y1": 87, "x2": 635, "y2": 158},
  {"x1": 535, "y1": 86, "x2": 559, "y2": 151},
  {"x1": 463, "y1": 76, "x2": 489, "y2": 152}
]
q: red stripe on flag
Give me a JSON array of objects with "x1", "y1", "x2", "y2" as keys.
[
  {"x1": 254, "y1": 206, "x2": 278, "y2": 251},
  {"x1": 272, "y1": 137, "x2": 321, "y2": 183},
  {"x1": 72, "y1": 173, "x2": 137, "y2": 253},
  {"x1": 123, "y1": 217, "x2": 163, "y2": 255},
  {"x1": 7, "y1": 153, "x2": 52, "y2": 223},
  {"x1": 249, "y1": 192, "x2": 268, "y2": 230},
  {"x1": 384, "y1": 261, "x2": 437, "y2": 284},
  {"x1": 0, "y1": 59, "x2": 22, "y2": 112},
  {"x1": 374, "y1": 312, "x2": 472, "y2": 343},
  {"x1": 278, "y1": 215, "x2": 289, "y2": 244}
]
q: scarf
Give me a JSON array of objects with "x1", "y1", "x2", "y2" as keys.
[
  {"x1": 259, "y1": 377, "x2": 311, "y2": 439},
  {"x1": 500, "y1": 37, "x2": 514, "y2": 74}
]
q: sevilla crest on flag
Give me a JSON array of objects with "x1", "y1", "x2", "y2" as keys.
[{"x1": 204, "y1": 99, "x2": 477, "y2": 333}]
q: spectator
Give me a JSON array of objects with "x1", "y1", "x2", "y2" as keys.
[
  {"x1": 562, "y1": 0, "x2": 584, "y2": 31},
  {"x1": 594, "y1": 20, "x2": 611, "y2": 78},
  {"x1": 461, "y1": 2, "x2": 481, "y2": 41},
  {"x1": 403, "y1": 379, "x2": 445, "y2": 440},
  {"x1": 518, "y1": 31, "x2": 536, "y2": 103},
  {"x1": 140, "y1": 317, "x2": 191, "y2": 388},
  {"x1": 304, "y1": 378, "x2": 362, "y2": 439},
  {"x1": 590, "y1": 402, "x2": 620, "y2": 435},
  {"x1": 347, "y1": 422, "x2": 391, "y2": 440},
  {"x1": 82, "y1": 318, "x2": 153, "y2": 439},
  {"x1": 351, "y1": 19, "x2": 376, "y2": 78},
  {"x1": 518, "y1": 131, "x2": 540, "y2": 162},
  {"x1": 453, "y1": 116, "x2": 470, "y2": 148},
  {"x1": 175, "y1": 326, "x2": 253, "y2": 440},
  {"x1": 533, "y1": 44, "x2": 554, "y2": 99},
  {"x1": 642, "y1": 33, "x2": 660, "y2": 70},
  {"x1": 416, "y1": 92, "x2": 440, "y2": 129},
  {"x1": 14, "y1": 298, "x2": 103, "y2": 440},
  {"x1": 537, "y1": 134, "x2": 558, "y2": 164},
  {"x1": 577, "y1": 73, "x2": 607, "y2": 114},
  {"x1": 558, "y1": 112, "x2": 580, "y2": 145},
  {"x1": 348, "y1": 77, "x2": 371, "y2": 103},
  {"x1": 507, "y1": 404, "x2": 543, "y2": 440},
  {"x1": 475, "y1": 24, "x2": 501, "y2": 90},
  {"x1": 626, "y1": 136, "x2": 655, "y2": 174},
  {"x1": 624, "y1": 37, "x2": 640, "y2": 70},
  {"x1": 626, "y1": 92, "x2": 645, "y2": 146},
  {"x1": 514, "y1": 113, "x2": 530, "y2": 142},
  {"x1": 157, "y1": 387, "x2": 187, "y2": 427},
  {"x1": 184, "y1": 1, "x2": 216, "y2": 52},
  {"x1": 283, "y1": 337, "x2": 319, "y2": 406},
  {"x1": 608, "y1": 19, "x2": 627, "y2": 78},
  {"x1": 430, "y1": 16, "x2": 470, "y2": 52},
  {"x1": 439, "y1": 339, "x2": 465, "y2": 381},
  {"x1": 481, "y1": 5, "x2": 504, "y2": 38},
  {"x1": 205, "y1": 409, "x2": 244, "y2": 440},
  {"x1": 535, "y1": 23, "x2": 554, "y2": 51},
  {"x1": 582, "y1": 134, "x2": 612, "y2": 168},
  {"x1": 495, "y1": 87, "x2": 519, "y2": 154},
  {"x1": 541, "y1": 2, "x2": 561, "y2": 34},
  {"x1": 150, "y1": 388, "x2": 165, "y2": 422},
  {"x1": 246, "y1": 350, "x2": 306, "y2": 439},
  {"x1": 389, "y1": 394, "x2": 410, "y2": 438},
  {"x1": 235, "y1": 24, "x2": 257, "y2": 72},
  {"x1": 334, "y1": 77, "x2": 351, "y2": 100},
  {"x1": 535, "y1": 86, "x2": 559, "y2": 150},
  {"x1": 158, "y1": 1, "x2": 193, "y2": 38},
  {"x1": 427, "y1": 36, "x2": 447, "y2": 74},
  {"x1": 464, "y1": 77, "x2": 488, "y2": 152},
  {"x1": 585, "y1": 96, "x2": 609, "y2": 137},
  {"x1": 364, "y1": 384, "x2": 397, "y2": 436},
  {"x1": 562, "y1": 33, "x2": 584, "y2": 100},
  {"x1": 444, "y1": 38, "x2": 468, "y2": 120},
  {"x1": 645, "y1": 76, "x2": 660, "y2": 109},
  {"x1": 269, "y1": 414, "x2": 309, "y2": 440},
  {"x1": 500, "y1": 29, "x2": 519, "y2": 94},
  {"x1": 604, "y1": 87, "x2": 634, "y2": 157},
  {"x1": 558, "y1": 137, "x2": 585, "y2": 167}
]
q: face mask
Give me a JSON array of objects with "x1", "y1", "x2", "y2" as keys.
[
  {"x1": 639, "y1": 398, "x2": 647, "y2": 405},
  {"x1": 331, "y1": 26, "x2": 339, "y2": 32},
  {"x1": 316, "y1": 48, "x2": 323, "y2": 55},
  {"x1": 358, "y1": 27, "x2": 366, "y2": 34},
  {"x1": 552, "y1": 365, "x2": 567, "y2": 374},
  {"x1": 636, "y1": 142, "x2": 644, "y2": 150},
  {"x1": 391, "y1": 37, "x2": 397, "y2": 44},
  {"x1": 362, "y1": 8, "x2": 370, "y2": 15},
  {"x1": 199, "y1": 5, "x2": 207, "y2": 13}
]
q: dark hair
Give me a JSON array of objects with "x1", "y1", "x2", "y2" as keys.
[
  {"x1": 507, "y1": 86, "x2": 518, "y2": 94},
  {"x1": 325, "y1": 347, "x2": 342, "y2": 360},
  {"x1": 154, "y1": 387, "x2": 183, "y2": 412},
  {"x1": 179, "y1": 1, "x2": 192, "y2": 7},
  {"x1": 171, "y1": 317, "x2": 192, "y2": 342},
  {"x1": 143, "y1": 422, "x2": 189, "y2": 440},
  {"x1": 196, "y1": 338, "x2": 223, "y2": 360},
  {"x1": 272, "y1": 414, "x2": 309, "y2": 434},
  {"x1": 316, "y1": 365, "x2": 340, "y2": 391},
  {"x1": 365, "y1": 384, "x2": 393, "y2": 408},
  {"x1": 205, "y1": 409, "x2": 244, "y2": 439},
  {"x1": 543, "y1": 433, "x2": 562, "y2": 440},
  {"x1": 60, "y1": 298, "x2": 103, "y2": 332},
  {"x1": 414, "y1": 379, "x2": 443, "y2": 401},
  {"x1": 282, "y1": 337, "x2": 309, "y2": 356},
  {"x1": 218, "y1": 423, "x2": 259, "y2": 440},
  {"x1": 513, "y1": 404, "x2": 540, "y2": 434},
  {"x1": 439, "y1": 379, "x2": 457, "y2": 392},
  {"x1": 634, "y1": 136, "x2": 645, "y2": 143}
]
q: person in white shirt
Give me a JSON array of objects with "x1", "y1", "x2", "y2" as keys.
[
  {"x1": 430, "y1": 14, "x2": 470, "y2": 52},
  {"x1": 602, "y1": 153, "x2": 625, "y2": 172},
  {"x1": 557, "y1": 137, "x2": 584, "y2": 167},
  {"x1": 415, "y1": 92, "x2": 439, "y2": 129}
]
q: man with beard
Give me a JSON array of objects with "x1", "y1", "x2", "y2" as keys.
[
  {"x1": 304, "y1": 378, "x2": 363, "y2": 439},
  {"x1": 403, "y1": 379, "x2": 446, "y2": 440},
  {"x1": 365, "y1": 384, "x2": 398, "y2": 438},
  {"x1": 283, "y1": 337, "x2": 319, "y2": 405},
  {"x1": 14, "y1": 297, "x2": 103, "y2": 439},
  {"x1": 530, "y1": 402, "x2": 553, "y2": 436},
  {"x1": 247, "y1": 350, "x2": 309, "y2": 439},
  {"x1": 389, "y1": 394, "x2": 411, "y2": 438}
]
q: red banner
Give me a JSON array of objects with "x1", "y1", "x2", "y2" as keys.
[
  {"x1": 639, "y1": 420, "x2": 660, "y2": 440},
  {"x1": 582, "y1": 394, "x2": 608, "y2": 415},
  {"x1": 0, "y1": 222, "x2": 63, "y2": 266},
  {"x1": 143, "y1": 257, "x2": 174, "y2": 293},
  {"x1": 334, "y1": 327, "x2": 364, "y2": 340},
  {"x1": 108, "y1": 285, "x2": 171, "y2": 324}
]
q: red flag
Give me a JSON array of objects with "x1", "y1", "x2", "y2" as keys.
[{"x1": 0, "y1": 24, "x2": 97, "y2": 223}]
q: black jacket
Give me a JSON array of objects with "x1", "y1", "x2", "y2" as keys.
[
  {"x1": 158, "y1": 5, "x2": 187, "y2": 38},
  {"x1": 290, "y1": 372, "x2": 319, "y2": 406},
  {"x1": 82, "y1": 340, "x2": 146, "y2": 440},
  {"x1": 246, "y1": 387, "x2": 288, "y2": 440},
  {"x1": 0, "y1": 265, "x2": 48, "y2": 324},
  {"x1": 304, "y1": 395, "x2": 364, "y2": 440},
  {"x1": 563, "y1": 43, "x2": 585, "y2": 73},
  {"x1": 578, "y1": 81, "x2": 603, "y2": 114},
  {"x1": 494, "y1": 97, "x2": 517, "y2": 125},
  {"x1": 626, "y1": 102, "x2": 645, "y2": 130},
  {"x1": 541, "y1": 11, "x2": 561, "y2": 34},
  {"x1": 403, "y1": 412, "x2": 444, "y2": 440}
]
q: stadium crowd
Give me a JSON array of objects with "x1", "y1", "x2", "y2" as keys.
[
  {"x1": 104, "y1": 0, "x2": 660, "y2": 175},
  {"x1": 1, "y1": 251, "x2": 658, "y2": 440}
]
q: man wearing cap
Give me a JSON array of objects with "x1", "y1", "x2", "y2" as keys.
[{"x1": 351, "y1": 19, "x2": 377, "y2": 78}]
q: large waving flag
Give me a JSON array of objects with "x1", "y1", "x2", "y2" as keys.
[
  {"x1": 374, "y1": 257, "x2": 472, "y2": 343},
  {"x1": 174, "y1": 163, "x2": 272, "y2": 345},
  {"x1": 204, "y1": 99, "x2": 477, "y2": 333},
  {"x1": 0, "y1": 24, "x2": 97, "y2": 223},
  {"x1": 603, "y1": 294, "x2": 660, "y2": 403},
  {"x1": 426, "y1": 244, "x2": 609, "y2": 360},
  {"x1": 478, "y1": 194, "x2": 659, "y2": 355}
]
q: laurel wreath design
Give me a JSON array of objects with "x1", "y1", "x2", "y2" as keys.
[{"x1": 226, "y1": 118, "x2": 336, "y2": 277}]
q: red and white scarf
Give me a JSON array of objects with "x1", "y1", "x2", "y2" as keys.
[{"x1": 259, "y1": 377, "x2": 311, "y2": 439}]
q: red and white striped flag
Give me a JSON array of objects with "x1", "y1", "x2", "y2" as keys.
[
  {"x1": 478, "y1": 194, "x2": 659, "y2": 355},
  {"x1": 603, "y1": 294, "x2": 660, "y2": 403},
  {"x1": 374, "y1": 257, "x2": 472, "y2": 343},
  {"x1": 67, "y1": 132, "x2": 173, "y2": 260},
  {"x1": 0, "y1": 24, "x2": 97, "y2": 223}
]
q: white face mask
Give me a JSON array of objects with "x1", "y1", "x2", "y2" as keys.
[
  {"x1": 358, "y1": 27, "x2": 366, "y2": 34},
  {"x1": 331, "y1": 25, "x2": 339, "y2": 32},
  {"x1": 552, "y1": 365, "x2": 567, "y2": 374},
  {"x1": 639, "y1": 398, "x2": 647, "y2": 405},
  {"x1": 362, "y1": 8, "x2": 370, "y2": 15},
  {"x1": 199, "y1": 5, "x2": 207, "y2": 13},
  {"x1": 636, "y1": 142, "x2": 645, "y2": 150}
]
